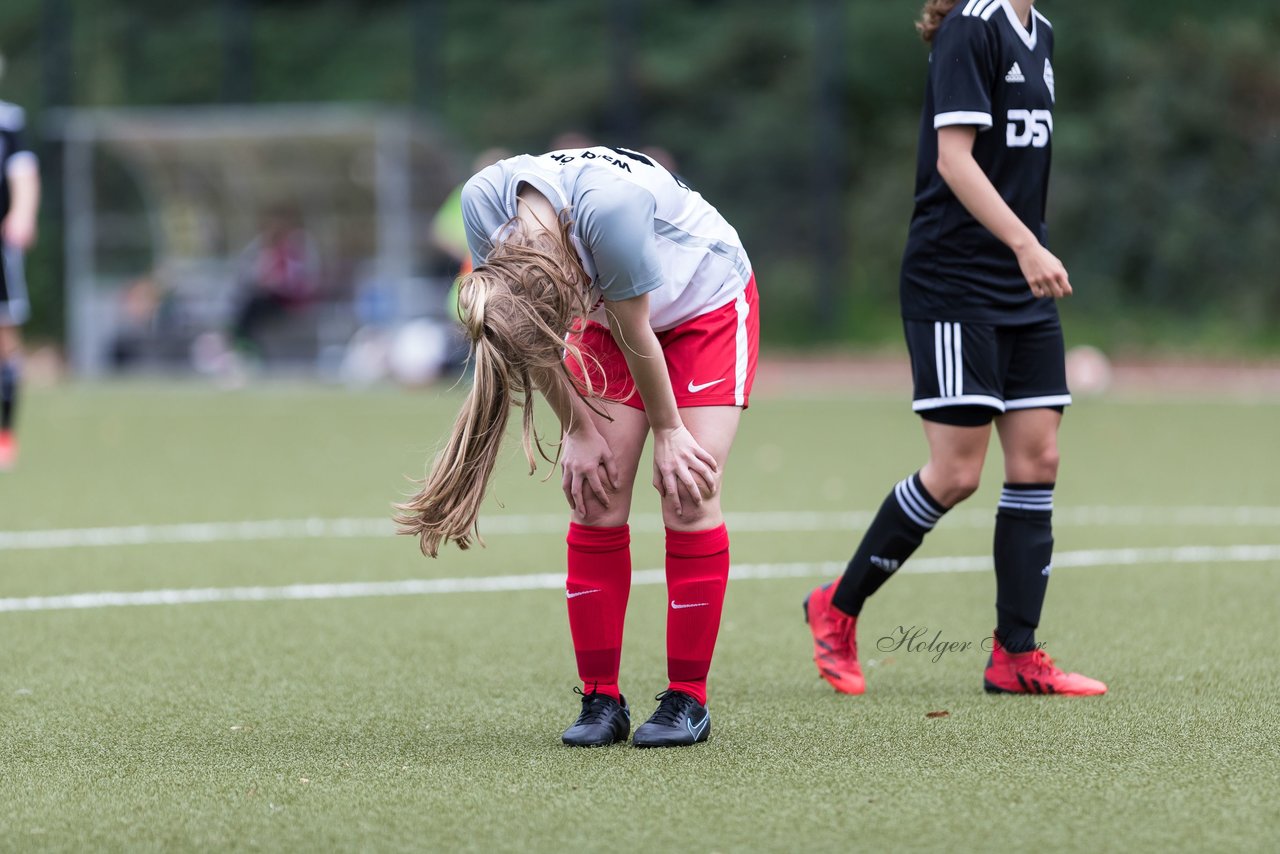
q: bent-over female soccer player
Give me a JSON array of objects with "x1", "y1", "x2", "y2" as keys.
[
  {"x1": 805, "y1": 0, "x2": 1105, "y2": 696},
  {"x1": 397, "y1": 146, "x2": 758, "y2": 747}
]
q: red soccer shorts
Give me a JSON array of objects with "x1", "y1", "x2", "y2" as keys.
[{"x1": 566, "y1": 276, "x2": 759, "y2": 410}]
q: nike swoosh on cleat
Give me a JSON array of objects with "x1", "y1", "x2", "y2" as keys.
[
  {"x1": 687, "y1": 378, "x2": 726, "y2": 393},
  {"x1": 566, "y1": 588, "x2": 602, "y2": 599},
  {"x1": 686, "y1": 713, "x2": 709, "y2": 739},
  {"x1": 671, "y1": 600, "x2": 709, "y2": 609}
]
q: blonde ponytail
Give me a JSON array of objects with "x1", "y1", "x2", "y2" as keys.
[
  {"x1": 916, "y1": 0, "x2": 961, "y2": 42},
  {"x1": 394, "y1": 213, "x2": 597, "y2": 556}
]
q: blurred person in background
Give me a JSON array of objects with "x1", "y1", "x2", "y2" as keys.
[
  {"x1": 432, "y1": 147, "x2": 514, "y2": 277},
  {"x1": 433, "y1": 147, "x2": 511, "y2": 367},
  {"x1": 396, "y1": 145, "x2": 759, "y2": 748},
  {"x1": 804, "y1": 0, "x2": 1106, "y2": 696},
  {"x1": 548, "y1": 130, "x2": 596, "y2": 153},
  {"x1": 0, "y1": 58, "x2": 40, "y2": 471},
  {"x1": 229, "y1": 205, "x2": 320, "y2": 359},
  {"x1": 639, "y1": 145, "x2": 679, "y2": 176}
]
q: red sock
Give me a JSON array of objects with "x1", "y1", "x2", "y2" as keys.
[
  {"x1": 565, "y1": 523, "x2": 631, "y2": 701},
  {"x1": 664, "y1": 524, "x2": 730, "y2": 706}
]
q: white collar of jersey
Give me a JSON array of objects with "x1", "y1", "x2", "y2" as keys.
[
  {"x1": 500, "y1": 169, "x2": 596, "y2": 283},
  {"x1": 1000, "y1": 1, "x2": 1038, "y2": 51},
  {"x1": 505, "y1": 173, "x2": 569, "y2": 221},
  {"x1": 487, "y1": 170, "x2": 570, "y2": 245}
]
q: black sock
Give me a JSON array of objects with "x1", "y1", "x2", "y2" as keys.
[
  {"x1": 831, "y1": 472, "x2": 948, "y2": 616},
  {"x1": 993, "y1": 483, "x2": 1055, "y2": 654},
  {"x1": 0, "y1": 359, "x2": 17, "y2": 432}
]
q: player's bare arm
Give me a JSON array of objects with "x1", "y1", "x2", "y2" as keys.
[
  {"x1": 937, "y1": 125, "x2": 1070, "y2": 299},
  {"x1": 2, "y1": 156, "x2": 39, "y2": 250},
  {"x1": 604, "y1": 292, "x2": 718, "y2": 514},
  {"x1": 529, "y1": 365, "x2": 619, "y2": 516}
]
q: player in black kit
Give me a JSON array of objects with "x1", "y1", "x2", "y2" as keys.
[
  {"x1": 0, "y1": 95, "x2": 40, "y2": 471},
  {"x1": 804, "y1": 0, "x2": 1106, "y2": 696}
]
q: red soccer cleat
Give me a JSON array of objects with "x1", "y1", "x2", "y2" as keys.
[
  {"x1": 0, "y1": 430, "x2": 15, "y2": 471},
  {"x1": 983, "y1": 637, "x2": 1107, "y2": 696},
  {"x1": 803, "y1": 582, "x2": 864, "y2": 695}
]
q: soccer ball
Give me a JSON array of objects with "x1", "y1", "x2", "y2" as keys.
[
  {"x1": 387, "y1": 319, "x2": 449, "y2": 387},
  {"x1": 1065, "y1": 345, "x2": 1112, "y2": 397}
]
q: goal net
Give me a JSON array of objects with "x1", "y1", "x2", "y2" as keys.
[{"x1": 52, "y1": 105, "x2": 460, "y2": 377}]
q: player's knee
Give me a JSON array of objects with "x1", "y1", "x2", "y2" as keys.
[
  {"x1": 935, "y1": 466, "x2": 982, "y2": 506},
  {"x1": 921, "y1": 456, "x2": 983, "y2": 505},
  {"x1": 573, "y1": 500, "x2": 631, "y2": 529},
  {"x1": 1014, "y1": 446, "x2": 1059, "y2": 483},
  {"x1": 570, "y1": 487, "x2": 631, "y2": 527},
  {"x1": 661, "y1": 494, "x2": 721, "y2": 531},
  {"x1": 948, "y1": 475, "x2": 982, "y2": 505},
  {"x1": 1039, "y1": 446, "x2": 1061, "y2": 480}
]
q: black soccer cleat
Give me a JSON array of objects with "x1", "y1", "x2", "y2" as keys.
[
  {"x1": 561, "y1": 688, "x2": 630, "y2": 747},
  {"x1": 631, "y1": 690, "x2": 711, "y2": 748}
]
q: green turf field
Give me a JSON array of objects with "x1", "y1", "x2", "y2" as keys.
[{"x1": 2, "y1": 381, "x2": 1279, "y2": 852}]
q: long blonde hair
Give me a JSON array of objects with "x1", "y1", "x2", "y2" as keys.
[
  {"x1": 916, "y1": 0, "x2": 961, "y2": 42},
  {"x1": 394, "y1": 212, "x2": 596, "y2": 557}
]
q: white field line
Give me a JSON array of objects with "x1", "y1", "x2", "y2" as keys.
[
  {"x1": 4, "y1": 506, "x2": 1280, "y2": 552},
  {"x1": 1, "y1": 544, "x2": 1277, "y2": 615}
]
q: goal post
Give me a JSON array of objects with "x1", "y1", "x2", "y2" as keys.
[{"x1": 49, "y1": 105, "x2": 460, "y2": 376}]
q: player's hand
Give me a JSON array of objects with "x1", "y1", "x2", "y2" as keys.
[
  {"x1": 1, "y1": 215, "x2": 37, "y2": 252},
  {"x1": 560, "y1": 425, "x2": 619, "y2": 518},
  {"x1": 1016, "y1": 243, "x2": 1072, "y2": 299},
  {"x1": 651, "y1": 424, "x2": 719, "y2": 516}
]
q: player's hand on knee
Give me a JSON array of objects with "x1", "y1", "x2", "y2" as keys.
[
  {"x1": 651, "y1": 425, "x2": 719, "y2": 517},
  {"x1": 560, "y1": 428, "x2": 618, "y2": 517},
  {"x1": 690, "y1": 464, "x2": 720, "y2": 500},
  {"x1": 651, "y1": 466, "x2": 718, "y2": 514}
]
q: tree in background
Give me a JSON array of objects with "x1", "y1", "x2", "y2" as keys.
[{"x1": 0, "y1": 0, "x2": 1276, "y2": 352}]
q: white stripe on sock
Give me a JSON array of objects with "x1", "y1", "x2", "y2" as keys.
[
  {"x1": 903, "y1": 477, "x2": 942, "y2": 522},
  {"x1": 895, "y1": 480, "x2": 939, "y2": 529}
]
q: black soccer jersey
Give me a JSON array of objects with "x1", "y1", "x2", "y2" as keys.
[
  {"x1": 900, "y1": 0, "x2": 1057, "y2": 324},
  {"x1": 0, "y1": 101, "x2": 33, "y2": 222}
]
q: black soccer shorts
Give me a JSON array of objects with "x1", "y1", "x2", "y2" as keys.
[{"x1": 904, "y1": 317, "x2": 1071, "y2": 426}]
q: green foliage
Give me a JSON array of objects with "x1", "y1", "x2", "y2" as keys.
[
  {"x1": 1054, "y1": 10, "x2": 1280, "y2": 348},
  {"x1": 0, "y1": 0, "x2": 1277, "y2": 351}
]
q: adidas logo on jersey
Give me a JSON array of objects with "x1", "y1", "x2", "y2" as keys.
[{"x1": 1005, "y1": 62, "x2": 1025, "y2": 83}]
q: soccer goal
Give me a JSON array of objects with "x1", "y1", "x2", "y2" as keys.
[{"x1": 51, "y1": 105, "x2": 460, "y2": 377}]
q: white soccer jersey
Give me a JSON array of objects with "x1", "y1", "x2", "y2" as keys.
[{"x1": 460, "y1": 147, "x2": 752, "y2": 331}]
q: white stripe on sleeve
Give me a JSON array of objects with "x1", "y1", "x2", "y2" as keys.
[{"x1": 935, "y1": 111, "x2": 994, "y2": 130}]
